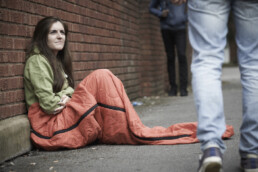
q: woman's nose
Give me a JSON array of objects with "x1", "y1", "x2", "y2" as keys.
[{"x1": 57, "y1": 31, "x2": 62, "y2": 38}]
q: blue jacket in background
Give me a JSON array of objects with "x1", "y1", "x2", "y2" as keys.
[{"x1": 149, "y1": 0, "x2": 187, "y2": 30}]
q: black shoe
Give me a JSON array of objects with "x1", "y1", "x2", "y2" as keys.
[
  {"x1": 168, "y1": 89, "x2": 177, "y2": 96},
  {"x1": 180, "y1": 90, "x2": 188, "y2": 96}
]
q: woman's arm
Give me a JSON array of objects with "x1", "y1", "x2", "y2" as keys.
[
  {"x1": 149, "y1": 0, "x2": 163, "y2": 17},
  {"x1": 25, "y1": 55, "x2": 73, "y2": 114},
  {"x1": 171, "y1": 0, "x2": 187, "y2": 5},
  {"x1": 149, "y1": 0, "x2": 169, "y2": 18}
]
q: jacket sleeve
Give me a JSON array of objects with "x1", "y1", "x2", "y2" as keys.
[
  {"x1": 26, "y1": 55, "x2": 73, "y2": 114},
  {"x1": 149, "y1": 0, "x2": 163, "y2": 17},
  {"x1": 56, "y1": 85, "x2": 74, "y2": 98}
]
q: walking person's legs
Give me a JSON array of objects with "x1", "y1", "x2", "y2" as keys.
[
  {"x1": 188, "y1": 0, "x2": 231, "y2": 171},
  {"x1": 232, "y1": 1, "x2": 258, "y2": 171}
]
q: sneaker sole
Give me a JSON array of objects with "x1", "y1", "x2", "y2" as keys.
[
  {"x1": 243, "y1": 169, "x2": 258, "y2": 172},
  {"x1": 199, "y1": 156, "x2": 222, "y2": 172}
]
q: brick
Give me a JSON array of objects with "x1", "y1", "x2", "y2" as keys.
[
  {"x1": 1, "y1": 0, "x2": 24, "y2": 11},
  {"x1": 0, "y1": 89, "x2": 24, "y2": 105},
  {"x1": 22, "y1": 1, "x2": 48, "y2": 16},
  {"x1": 73, "y1": 70, "x2": 91, "y2": 81},
  {"x1": 0, "y1": 103, "x2": 27, "y2": 119},
  {"x1": 13, "y1": 38, "x2": 28, "y2": 50},
  {"x1": 0, "y1": 37, "x2": 13, "y2": 49},
  {"x1": 0, "y1": 76, "x2": 24, "y2": 91},
  {"x1": 0, "y1": 64, "x2": 24, "y2": 77},
  {"x1": 0, "y1": 51, "x2": 26, "y2": 63}
]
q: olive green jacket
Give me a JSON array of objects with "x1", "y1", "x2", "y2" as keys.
[{"x1": 24, "y1": 51, "x2": 74, "y2": 114}]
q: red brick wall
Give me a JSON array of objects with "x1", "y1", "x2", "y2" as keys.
[
  {"x1": 139, "y1": 0, "x2": 168, "y2": 96},
  {"x1": 0, "y1": 0, "x2": 168, "y2": 120}
]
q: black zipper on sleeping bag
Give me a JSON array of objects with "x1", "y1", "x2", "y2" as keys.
[
  {"x1": 97, "y1": 102, "x2": 125, "y2": 112},
  {"x1": 31, "y1": 104, "x2": 98, "y2": 139},
  {"x1": 132, "y1": 133, "x2": 191, "y2": 141},
  {"x1": 98, "y1": 103, "x2": 191, "y2": 141},
  {"x1": 31, "y1": 103, "x2": 191, "y2": 140}
]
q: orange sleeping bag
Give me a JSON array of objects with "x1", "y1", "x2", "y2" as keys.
[{"x1": 28, "y1": 69, "x2": 234, "y2": 150}]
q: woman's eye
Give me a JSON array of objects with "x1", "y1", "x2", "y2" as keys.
[
  {"x1": 49, "y1": 30, "x2": 57, "y2": 34},
  {"x1": 49, "y1": 30, "x2": 65, "y2": 35}
]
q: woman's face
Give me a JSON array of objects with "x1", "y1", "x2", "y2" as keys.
[{"x1": 47, "y1": 21, "x2": 66, "y2": 56}]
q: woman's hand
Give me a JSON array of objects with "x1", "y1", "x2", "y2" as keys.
[
  {"x1": 53, "y1": 95, "x2": 71, "y2": 114},
  {"x1": 53, "y1": 105, "x2": 65, "y2": 114},
  {"x1": 58, "y1": 95, "x2": 71, "y2": 106},
  {"x1": 170, "y1": 0, "x2": 186, "y2": 5},
  {"x1": 161, "y1": 9, "x2": 169, "y2": 17}
]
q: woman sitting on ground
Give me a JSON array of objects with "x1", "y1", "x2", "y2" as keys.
[{"x1": 24, "y1": 16, "x2": 233, "y2": 150}]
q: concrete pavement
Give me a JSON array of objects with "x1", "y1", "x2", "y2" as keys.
[{"x1": 0, "y1": 66, "x2": 243, "y2": 172}]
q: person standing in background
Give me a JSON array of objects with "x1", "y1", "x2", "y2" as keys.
[{"x1": 149, "y1": 0, "x2": 188, "y2": 96}]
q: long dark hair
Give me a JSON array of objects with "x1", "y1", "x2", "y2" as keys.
[{"x1": 26, "y1": 16, "x2": 74, "y2": 92}]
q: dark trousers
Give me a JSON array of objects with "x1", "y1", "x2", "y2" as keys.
[{"x1": 161, "y1": 29, "x2": 188, "y2": 92}]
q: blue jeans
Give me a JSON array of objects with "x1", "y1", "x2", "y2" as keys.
[{"x1": 188, "y1": 0, "x2": 258, "y2": 156}]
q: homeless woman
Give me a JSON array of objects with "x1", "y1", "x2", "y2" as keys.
[{"x1": 24, "y1": 16, "x2": 234, "y2": 150}]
